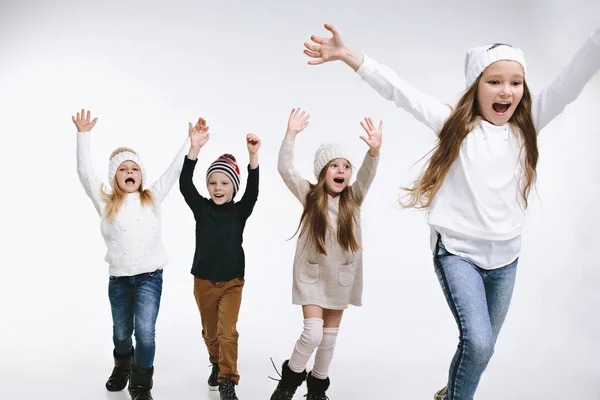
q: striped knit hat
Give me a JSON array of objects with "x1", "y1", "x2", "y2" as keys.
[{"x1": 206, "y1": 154, "x2": 241, "y2": 197}]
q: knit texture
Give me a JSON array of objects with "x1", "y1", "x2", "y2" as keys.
[
  {"x1": 180, "y1": 156, "x2": 258, "y2": 281},
  {"x1": 278, "y1": 139, "x2": 379, "y2": 309},
  {"x1": 77, "y1": 132, "x2": 190, "y2": 276},
  {"x1": 206, "y1": 154, "x2": 241, "y2": 197},
  {"x1": 464, "y1": 43, "x2": 527, "y2": 88},
  {"x1": 313, "y1": 143, "x2": 352, "y2": 179},
  {"x1": 108, "y1": 150, "x2": 147, "y2": 187}
]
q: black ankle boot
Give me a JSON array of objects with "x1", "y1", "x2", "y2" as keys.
[
  {"x1": 128, "y1": 365, "x2": 154, "y2": 400},
  {"x1": 208, "y1": 363, "x2": 220, "y2": 391},
  {"x1": 306, "y1": 371, "x2": 330, "y2": 400},
  {"x1": 269, "y1": 360, "x2": 307, "y2": 400},
  {"x1": 105, "y1": 347, "x2": 134, "y2": 391},
  {"x1": 219, "y1": 375, "x2": 239, "y2": 400}
]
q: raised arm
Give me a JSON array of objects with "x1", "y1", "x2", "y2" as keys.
[
  {"x1": 179, "y1": 118, "x2": 209, "y2": 216},
  {"x1": 533, "y1": 29, "x2": 600, "y2": 132},
  {"x1": 304, "y1": 23, "x2": 451, "y2": 133},
  {"x1": 73, "y1": 109, "x2": 104, "y2": 216},
  {"x1": 277, "y1": 108, "x2": 311, "y2": 204},
  {"x1": 237, "y1": 134, "x2": 261, "y2": 221},
  {"x1": 149, "y1": 135, "x2": 191, "y2": 204},
  {"x1": 352, "y1": 117, "x2": 382, "y2": 206}
]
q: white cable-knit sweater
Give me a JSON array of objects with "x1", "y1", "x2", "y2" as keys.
[
  {"x1": 356, "y1": 30, "x2": 600, "y2": 269},
  {"x1": 77, "y1": 131, "x2": 189, "y2": 276}
]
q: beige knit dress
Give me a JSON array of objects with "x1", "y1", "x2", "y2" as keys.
[{"x1": 277, "y1": 140, "x2": 379, "y2": 310}]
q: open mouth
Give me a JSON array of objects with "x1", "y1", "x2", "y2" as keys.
[
  {"x1": 214, "y1": 194, "x2": 224, "y2": 199},
  {"x1": 333, "y1": 177, "x2": 345, "y2": 185},
  {"x1": 125, "y1": 177, "x2": 135, "y2": 186},
  {"x1": 492, "y1": 101, "x2": 511, "y2": 115}
]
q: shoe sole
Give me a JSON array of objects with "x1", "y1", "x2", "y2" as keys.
[{"x1": 208, "y1": 384, "x2": 219, "y2": 391}]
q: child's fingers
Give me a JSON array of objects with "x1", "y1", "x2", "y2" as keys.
[
  {"x1": 378, "y1": 120, "x2": 383, "y2": 132},
  {"x1": 304, "y1": 42, "x2": 320, "y2": 52},
  {"x1": 304, "y1": 49, "x2": 321, "y2": 58},
  {"x1": 307, "y1": 58, "x2": 325, "y2": 66},
  {"x1": 310, "y1": 35, "x2": 325, "y2": 45},
  {"x1": 90, "y1": 118, "x2": 98, "y2": 129},
  {"x1": 360, "y1": 120, "x2": 369, "y2": 132}
]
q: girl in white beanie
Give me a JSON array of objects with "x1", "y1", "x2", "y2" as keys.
[
  {"x1": 269, "y1": 107, "x2": 382, "y2": 400},
  {"x1": 303, "y1": 24, "x2": 600, "y2": 400},
  {"x1": 73, "y1": 109, "x2": 193, "y2": 400}
]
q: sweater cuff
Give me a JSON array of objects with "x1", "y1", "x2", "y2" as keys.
[
  {"x1": 356, "y1": 54, "x2": 376, "y2": 78},
  {"x1": 184, "y1": 155, "x2": 198, "y2": 164}
]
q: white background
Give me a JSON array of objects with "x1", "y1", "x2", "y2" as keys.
[{"x1": 1, "y1": 0, "x2": 600, "y2": 399}]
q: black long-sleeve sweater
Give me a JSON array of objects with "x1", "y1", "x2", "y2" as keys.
[{"x1": 179, "y1": 156, "x2": 259, "y2": 282}]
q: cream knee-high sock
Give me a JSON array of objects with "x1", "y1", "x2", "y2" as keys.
[{"x1": 288, "y1": 318, "x2": 324, "y2": 373}]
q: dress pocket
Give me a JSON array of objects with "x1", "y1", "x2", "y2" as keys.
[
  {"x1": 298, "y1": 259, "x2": 320, "y2": 284},
  {"x1": 337, "y1": 263, "x2": 356, "y2": 287}
]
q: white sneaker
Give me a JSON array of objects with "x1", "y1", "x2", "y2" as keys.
[{"x1": 434, "y1": 386, "x2": 448, "y2": 400}]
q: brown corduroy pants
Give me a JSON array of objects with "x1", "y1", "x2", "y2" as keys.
[{"x1": 193, "y1": 277, "x2": 244, "y2": 384}]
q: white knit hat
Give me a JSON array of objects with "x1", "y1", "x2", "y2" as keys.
[
  {"x1": 108, "y1": 151, "x2": 147, "y2": 187},
  {"x1": 464, "y1": 43, "x2": 527, "y2": 88},
  {"x1": 313, "y1": 143, "x2": 352, "y2": 179}
]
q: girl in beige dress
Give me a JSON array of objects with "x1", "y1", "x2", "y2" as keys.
[{"x1": 270, "y1": 107, "x2": 382, "y2": 400}]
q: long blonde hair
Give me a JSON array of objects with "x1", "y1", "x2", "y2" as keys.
[
  {"x1": 101, "y1": 147, "x2": 155, "y2": 221},
  {"x1": 402, "y1": 77, "x2": 537, "y2": 209},
  {"x1": 293, "y1": 160, "x2": 361, "y2": 255}
]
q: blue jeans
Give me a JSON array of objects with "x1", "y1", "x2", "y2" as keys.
[
  {"x1": 108, "y1": 269, "x2": 163, "y2": 369},
  {"x1": 434, "y1": 239, "x2": 517, "y2": 400}
]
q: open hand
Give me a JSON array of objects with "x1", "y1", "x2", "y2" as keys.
[
  {"x1": 304, "y1": 23, "x2": 346, "y2": 65},
  {"x1": 189, "y1": 117, "x2": 209, "y2": 149},
  {"x1": 72, "y1": 109, "x2": 97, "y2": 132},
  {"x1": 286, "y1": 107, "x2": 310, "y2": 136},
  {"x1": 359, "y1": 117, "x2": 383, "y2": 156}
]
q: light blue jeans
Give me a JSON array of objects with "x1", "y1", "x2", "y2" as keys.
[{"x1": 434, "y1": 238, "x2": 517, "y2": 400}]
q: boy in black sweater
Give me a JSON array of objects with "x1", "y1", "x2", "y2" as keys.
[{"x1": 179, "y1": 118, "x2": 260, "y2": 400}]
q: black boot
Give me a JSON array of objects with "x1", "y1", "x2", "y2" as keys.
[
  {"x1": 219, "y1": 375, "x2": 239, "y2": 400},
  {"x1": 128, "y1": 365, "x2": 154, "y2": 400},
  {"x1": 208, "y1": 363, "x2": 220, "y2": 391},
  {"x1": 305, "y1": 371, "x2": 330, "y2": 400},
  {"x1": 105, "y1": 347, "x2": 134, "y2": 391},
  {"x1": 269, "y1": 360, "x2": 307, "y2": 400}
]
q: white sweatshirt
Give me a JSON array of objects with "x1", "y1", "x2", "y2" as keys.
[
  {"x1": 77, "y1": 131, "x2": 189, "y2": 276},
  {"x1": 356, "y1": 30, "x2": 600, "y2": 269}
]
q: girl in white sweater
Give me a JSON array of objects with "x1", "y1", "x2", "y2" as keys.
[
  {"x1": 270, "y1": 108, "x2": 381, "y2": 400},
  {"x1": 303, "y1": 24, "x2": 600, "y2": 400},
  {"x1": 73, "y1": 109, "x2": 192, "y2": 400}
]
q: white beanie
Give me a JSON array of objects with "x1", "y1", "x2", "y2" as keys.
[
  {"x1": 108, "y1": 151, "x2": 147, "y2": 187},
  {"x1": 464, "y1": 43, "x2": 527, "y2": 88},
  {"x1": 313, "y1": 143, "x2": 352, "y2": 179}
]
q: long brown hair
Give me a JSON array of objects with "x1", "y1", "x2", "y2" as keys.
[
  {"x1": 101, "y1": 147, "x2": 155, "y2": 222},
  {"x1": 293, "y1": 160, "x2": 361, "y2": 255},
  {"x1": 402, "y1": 77, "x2": 537, "y2": 209}
]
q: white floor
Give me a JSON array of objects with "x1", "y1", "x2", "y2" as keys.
[{"x1": 3, "y1": 264, "x2": 600, "y2": 400}]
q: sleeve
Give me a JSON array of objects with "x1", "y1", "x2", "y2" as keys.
[
  {"x1": 350, "y1": 151, "x2": 380, "y2": 206},
  {"x1": 533, "y1": 29, "x2": 600, "y2": 132},
  {"x1": 179, "y1": 154, "x2": 205, "y2": 219},
  {"x1": 356, "y1": 54, "x2": 452, "y2": 134},
  {"x1": 236, "y1": 165, "x2": 259, "y2": 222},
  {"x1": 150, "y1": 137, "x2": 191, "y2": 204},
  {"x1": 76, "y1": 131, "x2": 106, "y2": 216},
  {"x1": 277, "y1": 139, "x2": 311, "y2": 204}
]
